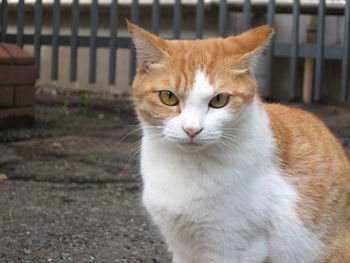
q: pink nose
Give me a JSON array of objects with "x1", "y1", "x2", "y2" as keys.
[{"x1": 183, "y1": 127, "x2": 203, "y2": 138}]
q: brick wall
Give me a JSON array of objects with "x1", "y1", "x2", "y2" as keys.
[{"x1": 0, "y1": 43, "x2": 36, "y2": 129}]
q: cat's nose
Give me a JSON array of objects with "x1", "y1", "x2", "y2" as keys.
[{"x1": 183, "y1": 127, "x2": 203, "y2": 138}]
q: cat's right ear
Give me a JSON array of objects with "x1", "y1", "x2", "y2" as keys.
[{"x1": 126, "y1": 19, "x2": 168, "y2": 69}]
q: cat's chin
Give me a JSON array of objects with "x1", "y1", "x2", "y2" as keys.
[{"x1": 176, "y1": 141, "x2": 209, "y2": 152}]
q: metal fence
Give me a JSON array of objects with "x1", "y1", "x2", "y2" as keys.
[{"x1": 0, "y1": 0, "x2": 349, "y2": 103}]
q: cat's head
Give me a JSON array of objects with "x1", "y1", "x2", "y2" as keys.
[{"x1": 128, "y1": 21, "x2": 273, "y2": 152}]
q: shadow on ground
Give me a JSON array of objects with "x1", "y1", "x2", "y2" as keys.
[{"x1": 0, "y1": 102, "x2": 349, "y2": 263}]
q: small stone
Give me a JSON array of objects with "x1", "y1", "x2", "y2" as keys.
[
  {"x1": 0, "y1": 174, "x2": 8, "y2": 181},
  {"x1": 51, "y1": 142, "x2": 62, "y2": 149}
]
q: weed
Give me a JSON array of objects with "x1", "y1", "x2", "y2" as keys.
[{"x1": 87, "y1": 154, "x2": 97, "y2": 163}]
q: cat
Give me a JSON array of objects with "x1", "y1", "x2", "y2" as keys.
[{"x1": 127, "y1": 20, "x2": 350, "y2": 263}]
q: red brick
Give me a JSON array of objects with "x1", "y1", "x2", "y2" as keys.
[
  {"x1": 0, "y1": 65, "x2": 36, "y2": 85},
  {"x1": 0, "y1": 44, "x2": 12, "y2": 64},
  {"x1": 0, "y1": 86, "x2": 14, "y2": 106},
  {"x1": 15, "y1": 86, "x2": 35, "y2": 106},
  {"x1": 0, "y1": 43, "x2": 35, "y2": 64},
  {"x1": 0, "y1": 106, "x2": 34, "y2": 129}
]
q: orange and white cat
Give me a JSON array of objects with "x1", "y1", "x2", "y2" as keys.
[{"x1": 127, "y1": 21, "x2": 350, "y2": 263}]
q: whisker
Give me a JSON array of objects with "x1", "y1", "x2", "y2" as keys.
[{"x1": 116, "y1": 127, "x2": 144, "y2": 146}]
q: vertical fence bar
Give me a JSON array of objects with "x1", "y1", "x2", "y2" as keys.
[
  {"x1": 0, "y1": 0, "x2": 8, "y2": 41},
  {"x1": 16, "y1": 0, "x2": 25, "y2": 47},
  {"x1": 152, "y1": 0, "x2": 160, "y2": 35},
  {"x1": 243, "y1": 0, "x2": 251, "y2": 31},
  {"x1": 218, "y1": 0, "x2": 227, "y2": 37},
  {"x1": 109, "y1": 0, "x2": 119, "y2": 85},
  {"x1": 129, "y1": 0, "x2": 139, "y2": 85},
  {"x1": 34, "y1": 0, "x2": 42, "y2": 78},
  {"x1": 173, "y1": 0, "x2": 182, "y2": 39},
  {"x1": 265, "y1": 0, "x2": 275, "y2": 98},
  {"x1": 289, "y1": 0, "x2": 300, "y2": 100},
  {"x1": 70, "y1": 0, "x2": 79, "y2": 82},
  {"x1": 314, "y1": 0, "x2": 325, "y2": 101},
  {"x1": 51, "y1": 0, "x2": 60, "y2": 81},
  {"x1": 196, "y1": 0, "x2": 204, "y2": 39},
  {"x1": 340, "y1": 0, "x2": 350, "y2": 102},
  {"x1": 89, "y1": 0, "x2": 98, "y2": 83}
]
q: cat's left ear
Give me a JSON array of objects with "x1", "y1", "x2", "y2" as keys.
[
  {"x1": 126, "y1": 19, "x2": 168, "y2": 70},
  {"x1": 226, "y1": 25, "x2": 274, "y2": 73}
]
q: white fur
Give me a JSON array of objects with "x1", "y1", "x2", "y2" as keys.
[{"x1": 140, "y1": 70, "x2": 324, "y2": 263}]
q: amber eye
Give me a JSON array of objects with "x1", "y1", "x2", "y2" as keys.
[
  {"x1": 209, "y1": 94, "x2": 229, "y2": 108},
  {"x1": 159, "y1": 91, "x2": 179, "y2": 106}
]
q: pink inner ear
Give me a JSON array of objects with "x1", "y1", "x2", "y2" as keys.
[{"x1": 127, "y1": 21, "x2": 168, "y2": 68}]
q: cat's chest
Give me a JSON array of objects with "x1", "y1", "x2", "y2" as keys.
[
  {"x1": 141, "y1": 139, "x2": 271, "y2": 207},
  {"x1": 141, "y1": 146, "x2": 273, "y2": 223},
  {"x1": 142, "y1": 149, "x2": 234, "y2": 205}
]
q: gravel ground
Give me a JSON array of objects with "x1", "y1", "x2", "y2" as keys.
[{"x1": 0, "y1": 102, "x2": 349, "y2": 263}]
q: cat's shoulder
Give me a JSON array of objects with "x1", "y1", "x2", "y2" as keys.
[
  {"x1": 263, "y1": 103, "x2": 323, "y2": 124},
  {"x1": 262, "y1": 102, "x2": 349, "y2": 170},
  {"x1": 262, "y1": 103, "x2": 335, "y2": 137}
]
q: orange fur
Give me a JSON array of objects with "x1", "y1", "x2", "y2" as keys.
[
  {"x1": 265, "y1": 104, "x2": 350, "y2": 261},
  {"x1": 128, "y1": 22, "x2": 350, "y2": 261}
]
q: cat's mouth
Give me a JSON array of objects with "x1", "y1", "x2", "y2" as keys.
[{"x1": 181, "y1": 141, "x2": 201, "y2": 146}]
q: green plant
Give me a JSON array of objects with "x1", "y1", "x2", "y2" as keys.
[
  {"x1": 61, "y1": 99, "x2": 69, "y2": 112},
  {"x1": 74, "y1": 90, "x2": 94, "y2": 111},
  {"x1": 87, "y1": 154, "x2": 97, "y2": 163}
]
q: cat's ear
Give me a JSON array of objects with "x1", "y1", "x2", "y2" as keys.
[
  {"x1": 126, "y1": 19, "x2": 168, "y2": 69},
  {"x1": 226, "y1": 25, "x2": 274, "y2": 73}
]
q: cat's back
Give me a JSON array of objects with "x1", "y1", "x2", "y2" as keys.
[
  {"x1": 264, "y1": 103, "x2": 350, "y2": 260},
  {"x1": 264, "y1": 103, "x2": 349, "y2": 173}
]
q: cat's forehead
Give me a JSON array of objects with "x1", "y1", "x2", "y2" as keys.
[
  {"x1": 157, "y1": 50, "x2": 230, "y2": 96},
  {"x1": 166, "y1": 39, "x2": 234, "y2": 71}
]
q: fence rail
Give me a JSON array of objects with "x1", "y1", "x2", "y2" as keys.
[{"x1": 0, "y1": 0, "x2": 349, "y2": 103}]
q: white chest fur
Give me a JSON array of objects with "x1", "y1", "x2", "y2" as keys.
[{"x1": 140, "y1": 100, "x2": 323, "y2": 263}]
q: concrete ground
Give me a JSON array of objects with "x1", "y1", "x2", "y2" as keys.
[{"x1": 0, "y1": 101, "x2": 349, "y2": 263}]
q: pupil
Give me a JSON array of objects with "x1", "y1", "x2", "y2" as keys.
[
  {"x1": 168, "y1": 92, "x2": 172, "y2": 100},
  {"x1": 216, "y1": 95, "x2": 220, "y2": 102}
]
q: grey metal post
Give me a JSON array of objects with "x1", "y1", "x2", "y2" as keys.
[
  {"x1": 109, "y1": 0, "x2": 119, "y2": 85},
  {"x1": 152, "y1": 0, "x2": 160, "y2": 35},
  {"x1": 196, "y1": 0, "x2": 204, "y2": 39},
  {"x1": 70, "y1": 0, "x2": 79, "y2": 82},
  {"x1": 314, "y1": 0, "x2": 325, "y2": 101},
  {"x1": 89, "y1": 0, "x2": 99, "y2": 83},
  {"x1": 173, "y1": 0, "x2": 182, "y2": 39},
  {"x1": 243, "y1": 0, "x2": 251, "y2": 31},
  {"x1": 289, "y1": 0, "x2": 300, "y2": 100},
  {"x1": 218, "y1": 0, "x2": 227, "y2": 37},
  {"x1": 340, "y1": 0, "x2": 350, "y2": 102},
  {"x1": 34, "y1": 0, "x2": 42, "y2": 78},
  {"x1": 16, "y1": 0, "x2": 25, "y2": 47},
  {"x1": 51, "y1": 0, "x2": 60, "y2": 81},
  {"x1": 0, "y1": 0, "x2": 8, "y2": 41}
]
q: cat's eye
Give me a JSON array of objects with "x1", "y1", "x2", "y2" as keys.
[
  {"x1": 159, "y1": 91, "x2": 179, "y2": 106},
  {"x1": 209, "y1": 94, "x2": 229, "y2": 108}
]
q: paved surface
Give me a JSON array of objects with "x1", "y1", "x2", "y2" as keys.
[{"x1": 0, "y1": 102, "x2": 349, "y2": 263}]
